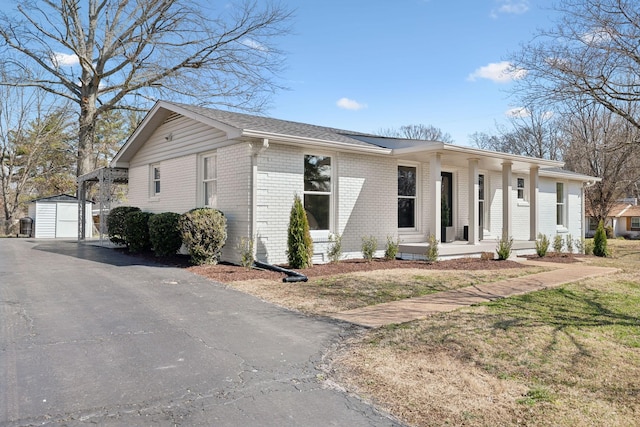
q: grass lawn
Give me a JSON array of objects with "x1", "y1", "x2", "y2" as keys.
[{"x1": 329, "y1": 240, "x2": 640, "y2": 426}]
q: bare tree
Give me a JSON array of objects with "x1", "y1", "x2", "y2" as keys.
[
  {"x1": 510, "y1": 0, "x2": 640, "y2": 139},
  {"x1": 470, "y1": 107, "x2": 564, "y2": 160},
  {"x1": 378, "y1": 124, "x2": 454, "y2": 143},
  {"x1": 0, "y1": 84, "x2": 75, "y2": 234},
  {"x1": 0, "y1": 0, "x2": 292, "y2": 177},
  {"x1": 561, "y1": 100, "x2": 640, "y2": 223}
]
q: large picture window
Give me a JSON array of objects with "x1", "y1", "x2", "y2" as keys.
[
  {"x1": 304, "y1": 155, "x2": 331, "y2": 230},
  {"x1": 398, "y1": 165, "x2": 416, "y2": 228},
  {"x1": 203, "y1": 155, "x2": 217, "y2": 207},
  {"x1": 556, "y1": 182, "x2": 565, "y2": 226}
]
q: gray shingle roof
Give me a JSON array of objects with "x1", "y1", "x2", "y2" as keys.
[{"x1": 168, "y1": 102, "x2": 395, "y2": 149}]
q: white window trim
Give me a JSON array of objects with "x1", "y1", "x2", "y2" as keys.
[
  {"x1": 398, "y1": 162, "x2": 421, "y2": 234},
  {"x1": 303, "y1": 153, "x2": 334, "y2": 241},
  {"x1": 199, "y1": 152, "x2": 217, "y2": 208},
  {"x1": 631, "y1": 217, "x2": 640, "y2": 230},
  {"x1": 150, "y1": 163, "x2": 161, "y2": 200},
  {"x1": 516, "y1": 176, "x2": 529, "y2": 207},
  {"x1": 556, "y1": 181, "x2": 568, "y2": 232}
]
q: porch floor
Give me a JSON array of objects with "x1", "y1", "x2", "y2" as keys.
[{"x1": 399, "y1": 239, "x2": 537, "y2": 260}]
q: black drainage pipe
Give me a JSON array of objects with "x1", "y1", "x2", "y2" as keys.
[{"x1": 253, "y1": 261, "x2": 308, "y2": 283}]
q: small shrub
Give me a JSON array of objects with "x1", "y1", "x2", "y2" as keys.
[
  {"x1": 605, "y1": 225, "x2": 614, "y2": 239},
  {"x1": 575, "y1": 237, "x2": 585, "y2": 254},
  {"x1": 425, "y1": 234, "x2": 439, "y2": 263},
  {"x1": 565, "y1": 234, "x2": 574, "y2": 254},
  {"x1": 106, "y1": 206, "x2": 141, "y2": 246},
  {"x1": 179, "y1": 208, "x2": 227, "y2": 265},
  {"x1": 327, "y1": 233, "x2": 343, "y2": 263},
  {"x1": 237, "y1": 236, "x2": 255, "y2": 269},
  {"x1": 593, "y1": 220, "x2": 609, "y2": 257},
  {"x1": 480, "y1": 251, "x2": 494, "y2": 261},
  {"x1": 149, "y1": 212, "x2": 182, "y2": 257},
  {"x1": 384, "y1": 235, "x2": 400, "y2": 260},
  {"x1": 287, "y1": 195, "x2": 313, "y2": 268},
  {"x1": 362, "y1": 235, "x2": 378, "y2": 262},
  {"x1": 124, "y1": 211, "x2": 154, "y2": 253},
  {"x1": 584, "y1": 239, "x2": 594, "y2": 255},
  {"x1": 553, "y1": 234, "x2": 564, "y2": 253},
  {"x1": 535, "y1": 233, "x2": 550, "y2": 257},
  {"x1": 496, "y1": 235, "x2": 513, "y2": 260}
]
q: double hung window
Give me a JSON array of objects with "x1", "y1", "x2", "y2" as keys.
[
  {"x1": 304, "y1": 155, "x2": 331, "y2": 230},
  {"x1": 398, "y1": 166, "x2": 417, "y2": 228}
]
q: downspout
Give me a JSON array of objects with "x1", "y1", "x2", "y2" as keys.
[{"x1": 251, "y1": 139, "x2": 269, "y2": 259}]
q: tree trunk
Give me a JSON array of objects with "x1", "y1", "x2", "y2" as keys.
[{"x1": 78, "y1": 96, "x2": 97, "y2": 178}]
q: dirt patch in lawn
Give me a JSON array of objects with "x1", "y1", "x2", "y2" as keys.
[{"x1": 188, "y1": 257, "x2": 528, "y2": 284}]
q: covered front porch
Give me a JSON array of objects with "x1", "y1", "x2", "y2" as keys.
[{"x1": 398, "y1": 238, "x2": 537, "y2": 261}]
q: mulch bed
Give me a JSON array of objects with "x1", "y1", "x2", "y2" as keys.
[
  {"x1": 521, "y1": 253, "x2": 585, "y2": 263},
  {"x1": 117, "y1": 247, "x2": 586, "y2": 284}
]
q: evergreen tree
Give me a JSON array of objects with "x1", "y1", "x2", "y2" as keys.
[{"x1": 287, "y1": 195, "x2": 313, "y2": 268}]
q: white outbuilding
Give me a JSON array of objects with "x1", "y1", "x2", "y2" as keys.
[{"x1": 28, "y1": 194, "x2": 93, "y2": 239}]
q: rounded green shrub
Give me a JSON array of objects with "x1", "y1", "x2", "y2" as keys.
[
  {"x1": 179, "y1": 208, "x2": 227, "y2": 265},
  {"x1": 287, "y1": 195, "x2": 313, "y2": 268},
  {"x1": 124, "y1": 211, "x2": 154, "y2": 253},
  {"x1": 107, "y1": 206, "x2": 141, "y2": 246},
  {"x1": 149, "y1": 212, "x2": 182, "y2": 257}
]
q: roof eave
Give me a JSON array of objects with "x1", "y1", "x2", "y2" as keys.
[
  {"x1": 240, "y1": 130, "x2": 392, "y2": 155},
  {"x1": 392, "y1": 143, "x2": 565, "y2": 168}
]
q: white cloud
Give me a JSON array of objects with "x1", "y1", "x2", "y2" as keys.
[
  {"x1": 467, "y1": 61, "x2": 527, "y2": 83},
  {"x1": 336, "y1": 97, "x2": 367, "y2": 110},
  {"x1": 51, "y1": 52, "x2": 79, "y2": 67},
  {"x1": 505, "y1": 107, "x2": 554, "y2": 119},
  {"x1": 491, "y1": 0, "x2": 529, "y2": 18},
  {"x1": 505, "y1": 107, "x2": 530, "y2": 118},
  {"x1": 241, "y1": 38, "x2": 268, "y2": 52}
]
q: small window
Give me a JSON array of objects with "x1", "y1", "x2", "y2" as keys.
[
  {"x1": 631, "y1": 217, "x2": 640, "y2": 230},
  {"x1": 556, "y1": 182, "x2": 565, "y2": 226},
  {"x1": 151, "y1": 164, "x2": 160, "y2": 196},
  {"x1": 304, "y1": 155, "x2": 331, "y2": 230},
  {"x1": 203, "y1": 155, "x2": 217, "y2": 207},
  {"x1": 517, "y1": 178, "x2": 525, "y2": 200},
  {"x1": 589, "y1": 217, "x2": 598, "y2": 231}
]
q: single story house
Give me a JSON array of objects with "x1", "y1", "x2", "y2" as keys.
[
  {"x1": 586, "y1": 200, "x2": 640, "y2": 238},
  {"x1": 99, "y1": 100, "x2": 599, "y2": 264},
  {"x1": 29, "y1": 194, "x2": 93, "y2": 239}
]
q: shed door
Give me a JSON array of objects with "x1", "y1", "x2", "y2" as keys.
[
  {"x1": 35, "y1": 203, "x2": 56, "y2": 238},
  {"x1": 56, "y1": 203, "x2": 78, "y2": 238}
]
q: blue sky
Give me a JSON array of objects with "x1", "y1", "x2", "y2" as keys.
[{"x1": 269, "y1": 0, "x2": 557, "y2": 145}]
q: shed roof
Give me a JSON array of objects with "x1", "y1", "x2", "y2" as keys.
[{"x1": 29, "y1": 194, "x2": 79, "y2": 203}]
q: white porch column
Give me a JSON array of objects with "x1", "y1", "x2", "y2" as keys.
[
  {"x1": 468, "y1": 158, "x2": 479, "y2": 245},
  {"x1": 529, "y1": 165, "x2": 539, "y2": 241},
  {"x1": 430, "y1": 154, "x2": 442, "y2": 242},
  {"x1": 502, "y1": 161, "x2": 512, "y2": 240}
]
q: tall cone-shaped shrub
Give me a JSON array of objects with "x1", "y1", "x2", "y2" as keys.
[
  {"x1": 593, "y1": 220, "x2": 608, "y2": 257},
  {"x1": 287, "y1": 195, "x2": 313, "y2": 268}
]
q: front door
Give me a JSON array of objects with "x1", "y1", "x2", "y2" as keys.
[{"x1": 441, "y1": 172, "x2": 453, "y2": 241}]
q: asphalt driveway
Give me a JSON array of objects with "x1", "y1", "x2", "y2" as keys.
[{"x1": 0, "y1": 239, "x2": 401, "y2": 426}]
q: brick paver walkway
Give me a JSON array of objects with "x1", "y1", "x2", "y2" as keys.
[{"x1": 331, "y1": 259, "x2": 619, "y2": 328}]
